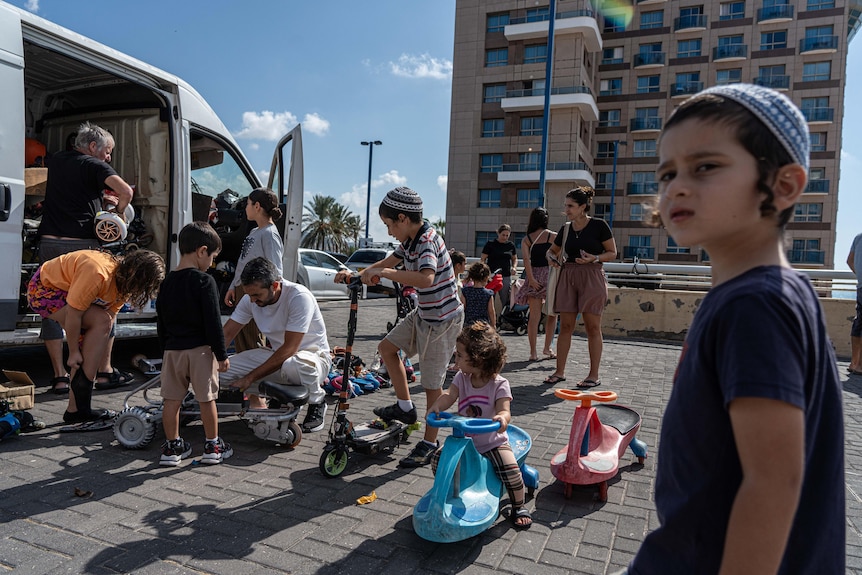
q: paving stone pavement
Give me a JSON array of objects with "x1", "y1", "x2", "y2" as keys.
[{"x1": 1, "y1": 296, "x2": 860, "y2": 574}]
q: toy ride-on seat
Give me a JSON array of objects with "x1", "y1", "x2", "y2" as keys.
[
  {"x1": 550, "y1": 389, "x2": 647, "y2": 502},
  {"x1": 413, "y1": 413, "x2": 539, "y2": 543},
  {"x1": 258, "y1": 380, "x2": 309, "y2": 408}
]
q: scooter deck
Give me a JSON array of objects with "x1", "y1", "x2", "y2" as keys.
[{"x1": 349, "y1": 420, "x2": 409, "y2": 454}]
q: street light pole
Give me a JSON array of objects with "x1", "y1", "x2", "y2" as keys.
[
  {"x1": 361, "y1": 140, "x2": 382, "y2": 240},
  {"x1": 608, "y1": 140, "x2": 627, "y2": 229}
]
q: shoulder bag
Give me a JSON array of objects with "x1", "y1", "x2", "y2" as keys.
[{"x1": 543, "y1": 222, "x2": 569, "y2": 316}]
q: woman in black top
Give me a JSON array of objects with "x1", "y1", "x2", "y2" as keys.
[
  {"x1": 543, "y1": 187, "x2": 616, "y2": 387},
  {"x1": 517, "y1": 208, "x2": 557, "y2": 361},
  {"x1": 481, "y1": 224, "x2": 518, "y2": 313}
]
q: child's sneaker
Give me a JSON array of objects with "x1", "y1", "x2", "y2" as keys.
[
  {"x1": 159, "y1": 438, "x2": 192, "y2": 467},
  {"x1": 202, "y1": 438, "x2": 233, "y2": 465},
  {"x1": 399, "y1": 440, "x2": 438, "y2": 468}
]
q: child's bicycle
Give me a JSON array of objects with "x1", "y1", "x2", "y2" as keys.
[
  {"x1": 113, "y1": 375, "x2": 309, "y2": 449},
  {"x1": 549, "y1": 389, "x2": 647, "y2": 501},
  {"x1": 319, "y1": 276, "x2": 417, "y2": 478},
  {"x1": 412, "y1": 412, "x2": 539, "y2": 543}
]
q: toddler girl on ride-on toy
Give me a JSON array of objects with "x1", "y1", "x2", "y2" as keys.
[{"x1": 427, "y1": 322, "x2": 532, "y2": 529}]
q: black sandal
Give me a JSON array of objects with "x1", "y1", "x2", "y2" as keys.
[
  {"x1": 511, "y1": 506, "x2": 533, "y2": 530},
  {"x1": 94, "y1": 369, "x2": 135, "y2": 390},
  {"x1": 50, "y1": 375, "x2": 70, "y2": 395}
]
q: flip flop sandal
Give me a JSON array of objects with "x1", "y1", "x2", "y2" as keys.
[
  {"x1": 577, "y1": 378, "x2": 602, "y2": 388},
  {"x1": 511, "y1": 507, "x2": 533, "y2": 530},
  {"x1": 542, "y1": 352, "x2": 557, "y2": 360},
  {"x1": 543, "y1": 374, "x2": 566, "y2": 384},
  {"x1": 50, "y1": 375, "x2": 70, "y2": 395},
  {"x1": 94, "y1": 369, "x2": 135, "y2": 390}
]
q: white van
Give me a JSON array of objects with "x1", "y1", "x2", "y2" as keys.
[{"x1": 0, "y1": 2, "x2": 303, "y2": 344}]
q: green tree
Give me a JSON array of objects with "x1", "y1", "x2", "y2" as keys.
[
  {"x1": 301, "y1": 195, "x2": 362, "y2": 253},
  {"x1": 431, "y1": 218, "x2": 445, "y2": 239}
]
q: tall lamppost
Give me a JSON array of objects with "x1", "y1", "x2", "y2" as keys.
[
  {"x1": 608, "y1": 140, "x2": 627, "y2": 229},
  {"x1": 361, "y1": 140, "x2": 382, "y2": 240}
]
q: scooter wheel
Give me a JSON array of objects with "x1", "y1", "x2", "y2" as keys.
[
  {"x1": 286, "y1": 420, "x2": 303, "y2": 448},
  {"x1": 114, "y1": 407, "x2": 156, "y2": 449},
  {"x1": 515, "y1": 325, "x2": 527, "y2": 336},
  {"x1": 319, "y1": 445, "x2": 350, "y2": 478}
]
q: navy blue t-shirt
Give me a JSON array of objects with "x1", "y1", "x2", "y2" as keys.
[{"x1": 630, "y1": 266, "x2": 844, "y2": 574}]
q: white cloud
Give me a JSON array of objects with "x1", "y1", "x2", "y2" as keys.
[
  {"x1": 437, "y1": 175, "x2": 447, "y2": 193},
  {"x1": 234, "y1": 110, "x2": 298, "y2": 140},
  {"x1": 25, "y1": 0, "x2": 39, "y2": 12},
  {"x1": 375, "y1": 170, "x2": 408, "y2": 188},
  {"x1": 389, "y1": 53, "x2": 452, "y2": 80},
  {"x1": 841, "y1": 149, "x2": 859, "y2": 167},
  {"x1": 302, "y1": 113, "x2": 330, "y2": 136}
]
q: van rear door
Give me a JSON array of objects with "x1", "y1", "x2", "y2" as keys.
[
  {"x1": 0, "y1": 5, "x2": 25, "y2": 330},
  {"x1": 267, "y1": 125, "x2": 304, "y2": 284}
]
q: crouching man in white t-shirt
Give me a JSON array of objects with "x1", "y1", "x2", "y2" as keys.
[{"x1": 220, "y1": 257, "x2": 331, "y2": 432}]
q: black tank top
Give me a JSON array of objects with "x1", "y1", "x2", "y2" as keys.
[{"x1": 528, "y1": 230, "x2": 553, "y2": 268}]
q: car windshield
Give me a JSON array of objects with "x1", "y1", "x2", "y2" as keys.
[{"x1": 347, "y1": 251, "x2": 387, "y2": 264}]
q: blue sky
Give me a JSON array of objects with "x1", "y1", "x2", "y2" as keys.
[{"x1": 10, "y1": 0, "x2": 861, "y2": 267}]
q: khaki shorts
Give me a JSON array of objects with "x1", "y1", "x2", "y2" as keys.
[
  {"x1": 554, "y1": 263, "x2": 608, "y2": 316},
  {"x1": 386, "y1": 308, "x2": 464, "y2": 390},
  {"x1": 161, "y1": 346, "x2": 220, "y2": 402}
]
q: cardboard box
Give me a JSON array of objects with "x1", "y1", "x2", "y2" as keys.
[{"x1": 0, "y1": 371, "x2": 35, "y2": 410}]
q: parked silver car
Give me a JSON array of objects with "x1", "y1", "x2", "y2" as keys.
[
  {"x1": 296, "y1": 248, "x2": 350, "y2": 300},
  {"x1": 344, "y1": 248, "x2": 396, "y2": 295}
]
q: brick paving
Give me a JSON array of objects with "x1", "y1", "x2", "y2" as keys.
[{"x1": 0, "y1": 296, "x2": 859, "y2": 574}]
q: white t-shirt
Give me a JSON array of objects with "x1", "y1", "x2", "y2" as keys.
[{"x1": 231, "y1": 280, "x2": 329, "y2": 352}]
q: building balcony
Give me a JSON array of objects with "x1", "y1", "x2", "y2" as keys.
[
  {"x1": 630, "y1": 118, "x2": 662, "y2": 132},
  {"x1": 670, "y1": 81, "x2": 704, "y2": 98},
  {"x1": 805, "y1": 179, "x2": 830, "y2": 193},
  {"x1": 799, "y1": 36, "x2": 839, "y2": 54},
  {"x1": 501, "y1": 86, "x2": 598, "y2": 121},
  {"x1": 636, "y1": 0, "x2": 667, "y2": 4},
  {"x1": 623, "y1": 246, "x2": 655, "y2": 260},
  {"x1": 673, "y1": 14, "x2": 708, "y2": 32},
  {"x1": 497, "y1": 162, "x2": 594, "y2": 186},
  {"x1": 713, "y1": 44, "x2": 748, "y2": 61},
  {"x1": 633, "y1": 52, "x2": 666, "y2": 68},
  {"x1": 802, "y1": 107, "x2": 834, "y2": 123},
  {"x1": 757, "y1": 4, "x2": 794, "y2": 23},
  {"x1": 787, "y1": 249, "x2": 825, "y2": 265},
  {"x1": 753, "y1": 75, "x2": 790, "y2": 90},
  {"x1": 627, "y1": 182, "x2": 659, "y2": 195},
  {"x1": 505, "y1": 10, "x2": 602, "y2": 52}
]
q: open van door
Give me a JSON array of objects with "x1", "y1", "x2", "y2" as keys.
[
  {"x1": 0, "y1": 5, "x2": 25, "y2": 330},
  {"x1": 267, "y1": 125, "x2": 303, "y2": 284}
]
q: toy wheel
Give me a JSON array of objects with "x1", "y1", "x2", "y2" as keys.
[
  {"x1": 286, "y1": 420, "x2": 303, "y2": 448},
  {"x1": 95, "y1": 212, "x2": 127, "y2": 242},
  {"x1": 319, "y1": 445, "x2": 350, "y2": 477},
  {"x1": 538, "y1": 322, "x2": 545, "y2": 334},
  {"x1": 515, "y1": 325, "x2": 527, "y2": 336},
  {"x1": 637, "y1": 456, "x2": 645, "y2": 465},
  {"x1": 114, "y1": 407, "x2": 156, "y2": 449},
  {"x1": 597, "y1": 481, "x2": 609, "y2": 502}
]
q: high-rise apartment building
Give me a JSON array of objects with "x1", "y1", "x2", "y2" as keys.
[{"x1": 446, "y1": 0, "x2": 860, "y2": 267}]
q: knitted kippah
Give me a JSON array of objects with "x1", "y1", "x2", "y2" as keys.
[
  {"x1": 696, "y1": 83, "x2": 810, "y2": 171},
  {"x1": 382, "y1": 186, "x2": 423, "y2": 213}
]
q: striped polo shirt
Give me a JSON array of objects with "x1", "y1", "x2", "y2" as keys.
[{"x1": 393, "y1": 223, "x2": 462, "y2": 322}]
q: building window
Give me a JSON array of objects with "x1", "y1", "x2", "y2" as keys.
[
  {"x1": 524, "y1": 44, "x2": 548, "y2": 64},
  {"x1": 806, "y1": 168, "x2": 829, "y2": 193},
  {"x1": 666, "y1": 237, "x2": 690, "y2": 254},
  {"x1": 480, "y1": 154, "x2": 503, "y2": 173},
  {"x1": 760, "y1": 30, "x2": 788, "y2": 50},
  {"x1": 476, "y1": 232, "x2": 496, "y2": 254},
  {"x1": 487, "y1": 13, "x2": 510, "y2": 33},
  {"x1": 802, "y1": 96, "x2": 829, "y2": 111},
  {"x1": 599, "y1": 109, "x2": 621, "y2": 127},
  {"x1": 520, "y1": 116, "x2": 543, "y2": 136},
  {"x1": 519, "y1": 152, "x2": 541, "y2": 170},
  {"x1": 680, "y1": 6, "x2": 704, "y2": 17},
  {"x1": 526, "y1": 7, "x2": 550, "y2": 22},
  {"x1": 517, "y1": 189, "x2": 542, "y2": 209},
  {"x1": 482, "y1": 119, "x2": 505, "y2": 138},
  {"x1": 483, "y1": 83, "x2": 506, "y2": 103},
  {"x1": 716, "y1": 68, "x2": 742, "y2": 85},
  {"x1": 478, "y1": 189, "x2": 501, "y2": 208},
  {"x1": 593, "y1": 203, "x2": 610, "y2": 220},
  {"x1": 677, "y1": 38, "x2": 702, "y2": 58},
  {"x1": 789, "y1": 239, "x2": 823, "y2": 264},
  {"x1": 485, "y1": 48, "x2": 508, "y2": 68},
  {"x1": 719, "y1": 1, "x2": 745, "y2": 20},
  {"x1": 631, "y1": 171, "x2": 657, "y2": 194},
  {"x1": 630, "y1": 204, "x2": 646, "y2": 221},
  {"x1": 602, "y1": 47, "x2": 624, "y2": 64},
  {"x1": 604, "y1": 14, "x2": 628, "y2": 33},
  {"x1": 640, "y1": 10, "x2": 664, "y2": 29},
  {"x1": 600, "y1": 78, "x2": 623, "y2": 96},
  {"x1": 810, "y1": 132, "x2": 826, "y2": 152},
  {"x1": 597, "y1": 142, "x2": 615, "y2": 159},
  {"x1": 802, "y1": 61, "x2": 831, "y2": 82},
  {"x1": 626, "y1": 235, "x2": 654, "y2": 260},
  {"x1": 810, "y1": 167, "x2": 826, "y2": 180},
  {"x1": 633, "y1": 140, "x2": 657, "y2": 157},
  {"x1": 636, "y1": 75, "x2": 661, "y2": 93},
  {"x1": 676, "y1": 71, "x2": 700, "y2": 84},
  {"x1": 806, "y1": 0, "x2": 835, "y2": 8},
  {"x1": 595, "y1": 172, "x2": 613, "y2": 190}
]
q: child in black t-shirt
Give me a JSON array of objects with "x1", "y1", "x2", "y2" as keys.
[{"x1": 155, "y1": 222, "x2": 231, "y2": 466}]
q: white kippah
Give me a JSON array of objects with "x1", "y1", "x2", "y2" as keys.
[{"x1": 382, "y1": 186, "x2": 423, "y2": 213}]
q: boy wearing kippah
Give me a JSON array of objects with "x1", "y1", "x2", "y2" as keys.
[{"x1": 335, "y1": 187, "x2": 463, "y2": 467}]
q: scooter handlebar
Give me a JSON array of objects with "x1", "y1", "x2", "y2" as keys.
[{"x1": 427, "y1": 412, "x2": 501, "y2": 435}]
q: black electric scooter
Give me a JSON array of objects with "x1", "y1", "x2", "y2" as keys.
[{"x1": 319, "y1": 276, "x2": 417, "y2": 477}]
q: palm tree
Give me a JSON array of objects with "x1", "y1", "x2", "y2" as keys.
[
  {"x1": 301, "y1": 195, "x2": 362, "y2": 253},
  {"x1": 431, "y1": 218, "x2": 445, "y2": 239}
]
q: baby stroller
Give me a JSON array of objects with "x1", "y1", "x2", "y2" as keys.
[
  {"x1": 497, "y1": 275, "x2": 543, "y2": 336},
  {"x1": 386, "y1": 281, "x2": 417, "y2": 332}
]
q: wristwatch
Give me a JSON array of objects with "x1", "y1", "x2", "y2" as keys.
[{"x1": 594, "y1": 254, "x2": 600, "y2": 263}]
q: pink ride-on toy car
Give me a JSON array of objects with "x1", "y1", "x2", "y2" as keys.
[{"x1": 550, "y1": 389, "x2": 647, "y2": 502}]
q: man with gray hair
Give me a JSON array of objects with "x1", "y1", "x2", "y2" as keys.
[
  {"x1": 220, "y1": 257, "x2": 331, "y2": 432},
  {"x1": 38, "y1": 121, "x2": 136, "y2": 395}
]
